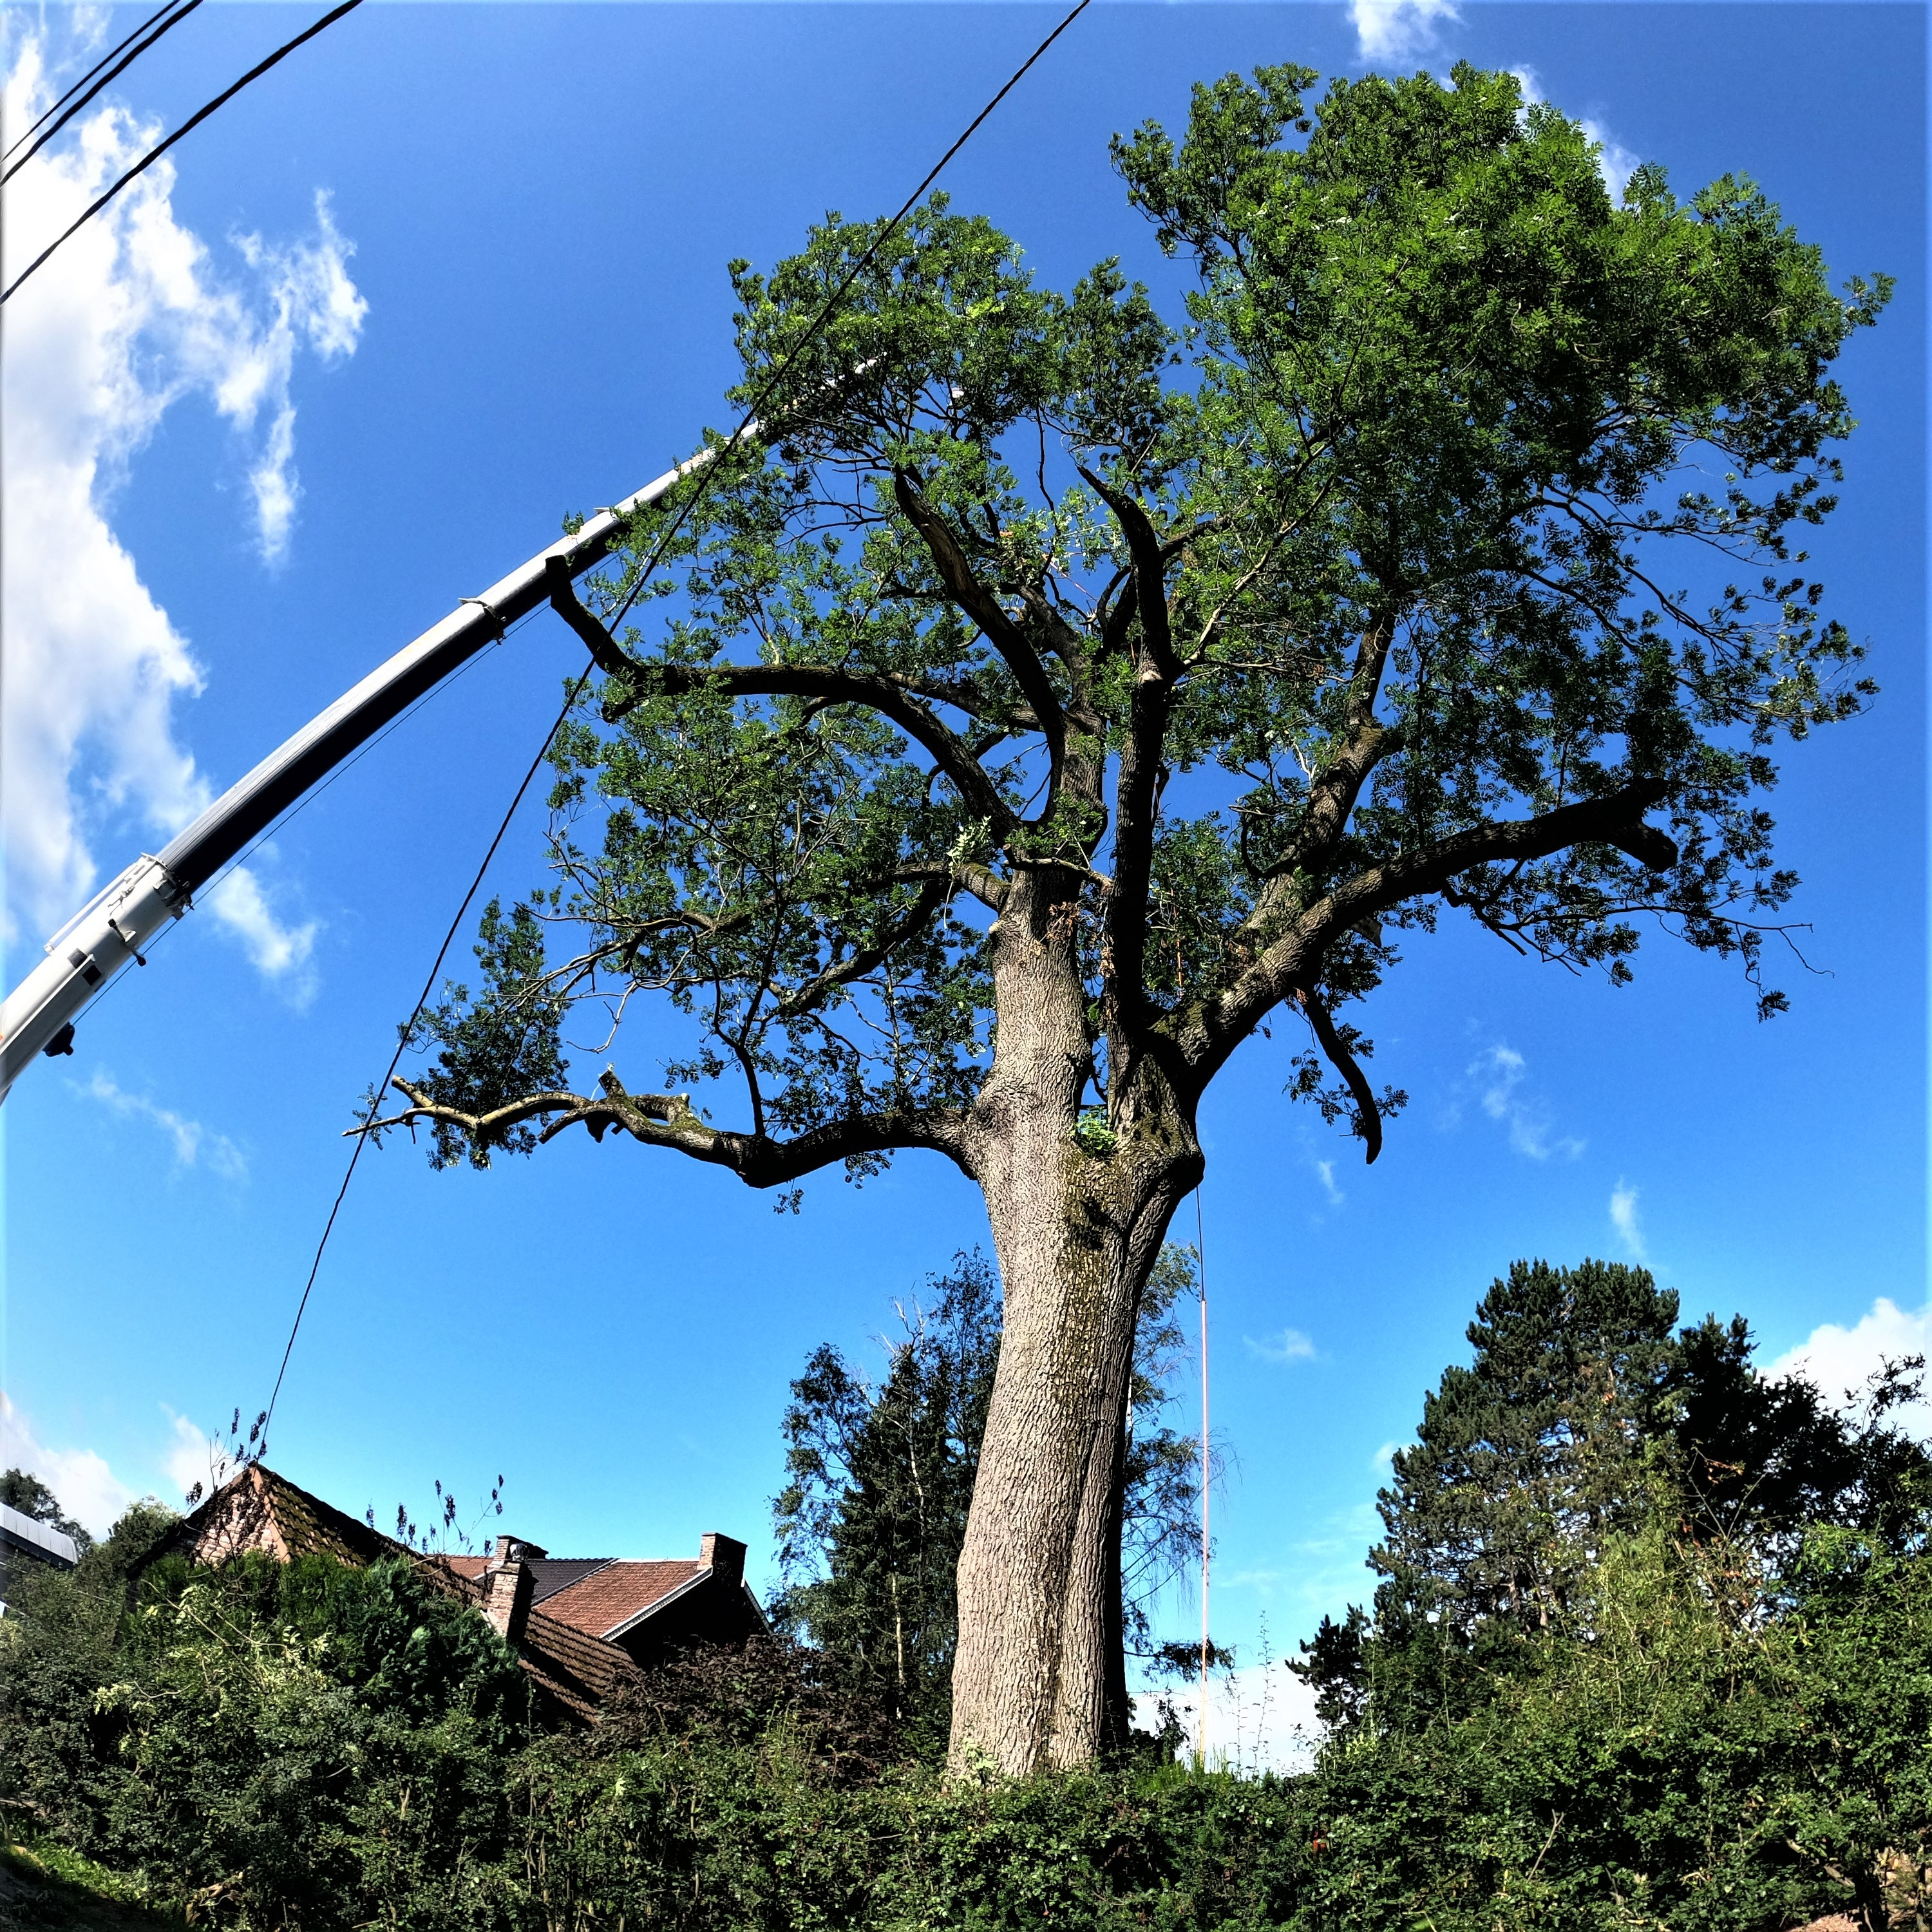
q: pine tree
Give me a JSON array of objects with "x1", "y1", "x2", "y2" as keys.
[{"x1": 1296, "y1": 1260, "x2": 1931, "y2": 1735}]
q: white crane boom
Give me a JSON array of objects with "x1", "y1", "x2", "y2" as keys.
[{"x1": 0, "y1": 445, "x2": 715, "y2": 1102}]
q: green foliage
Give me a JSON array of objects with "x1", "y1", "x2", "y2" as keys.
[
  {"x1": 772, "y1": 1253, "x2": 1001, "y2": 1752},
  {"x1": 772, "y1": 1247, "x2": 1204, "y2": 1750},
  {"x1": 395, "y1": 61, "x2": 1889, "y2": 1181},
  {"x1": 4, "y1": 1345, "x2": 1928, "y2": 1929},
  {"x1": 0, "y1": 1523, "x2": 530, "y2": 1931},
  {"x1": 1298, "y1": 1256, "x2": 1931, "y2": 1736}
]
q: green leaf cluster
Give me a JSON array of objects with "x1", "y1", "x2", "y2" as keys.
[{"x1": 397, "y1": 61, "x2": 1888, "y2": 1176}]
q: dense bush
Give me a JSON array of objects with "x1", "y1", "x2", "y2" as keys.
[{"x1": 3, "y1": 1499, "x2": 1929, "y2": 1929}]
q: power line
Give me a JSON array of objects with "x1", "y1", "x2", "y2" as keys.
[
  {"x1": 3, "y1": 0, "x2": 206, "y2": 184},
  {"x1": 3, "y1": 1, "x2": 180, "y2": 160},
  {"x1": 3, "y1": 0, "x2": 364, "y2": 306},
  {"x1": 258, "y1": 0, "x2": 1097, "y2": 1446}
]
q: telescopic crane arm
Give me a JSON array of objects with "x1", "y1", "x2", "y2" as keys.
[{"x1": 0, "y1": 444, "x2": 714, "y2": 1103}]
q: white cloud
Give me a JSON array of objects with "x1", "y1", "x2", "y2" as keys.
[
  {"x1": 1350, "y1": 0, "x2": 1459, "y2": 64},
  {"x1": 0, "y1": 25, "x2": 360, "y2": 975},
  {"x1": 1472, "y1": 1042, "x2": 1584, "y2": 1161},
  {"x1": 1511, "y1": 66, "x2": 1641, "y2": 204},
  {"x1": 205, "y1": 865, "x2": 319, "y2": 998},
  {"x1": 1133, "y1": 1658, "x2": 1322, "y2": 1774},
  {"x1": 1246, "y1": 1327, "x2": 1318, "y2": 1365},
  {"x1": 1763, "y1": 1298, "x2": 1932, "y2": 1440},
  {"x1": 1314, "y1": 1158, "x2": 1343, "y2": 1208},
  {"x1": 75, "y1": 1067, "x2": 247, "y2": 1179},
  {"x1": 1371, "y1": 1438, "x2": 1402, "y2": 1473},
  {"x1": 0, "y1": 1391, "x2": 138, "y2": 1539},
  {"x1": 164, "y1": 1409, "x2": 223, "y2": 1504},
  {"x1": 1609, "y1": 1179, "x2": 1646, "y2": 1260}
]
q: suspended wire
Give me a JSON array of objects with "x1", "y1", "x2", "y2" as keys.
[
  {"x1": 1195, "y1": 1186, "x2": 1210, "y2": 1771},
  {"x1": 258, "y1": 0, "x2": 1097, "y2": 1446},
  {"x1": 3, "y1": 0, "x2": 180, "y2": 162},
  {"x1": 2, "y1": 0, "x2": 205, "y2": 184},
  {"x1": 2, "y1": 0, "x2": 365, "y2": 306}
]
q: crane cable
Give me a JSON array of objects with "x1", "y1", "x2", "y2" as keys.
[
  {"x1": 258, "y1": 0, "x2": 1097, "y2": 1448},
  {"x1": 1196, "y1": 1185, "x2": 1210, "y2": 1771},
  {"x1": 3, "y1": 0, "x2": 365, "y2": 305},
  {"x1": 2, "y1": 0, "x2": 205, "y2": 184}
]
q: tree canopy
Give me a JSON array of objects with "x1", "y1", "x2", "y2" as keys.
[
  {"x1": 374, "y1": 60, "x2": 1887, "y2": 1185},
  {"x1": 362, "y1": 56, "x2": 1891, "y2": 1774},
  {"x1": 1296, "y1": 1256, "x2": 1930, "y2": 1734}
]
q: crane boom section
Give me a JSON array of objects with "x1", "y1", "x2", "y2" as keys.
[{"x1": 0, "y1": 445, "x2": 711, "y2": 1102}]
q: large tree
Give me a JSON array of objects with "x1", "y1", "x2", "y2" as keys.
[
  {"x1": 366, "y1": 63, "x2": 1888, "y2": 1772},
  {"x1": 772, "y1": 1245, "x2": 1203, "y2": 1754},
  {"x1": 1297, "y1": 1259, "x2": 1929, "y2": 1736}
]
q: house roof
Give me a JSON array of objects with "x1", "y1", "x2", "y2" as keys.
[
  {"x1": 168, "y1": 1464, "x2": 396, "y2": 1571},
  {"x1": 542, "y1": 1560, "x2": 705, "y2": 1639},
  {"x1": 0, "y1": 1502, "x2": 78, "y2": 1569},
  {"x1": 151, "y1": 1464, "x2": 759, "y2": 1720}
]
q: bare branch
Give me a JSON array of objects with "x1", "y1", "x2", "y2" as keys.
[{"x1": 356, "y1": 1074, "x2": 971, "y2": 1187}]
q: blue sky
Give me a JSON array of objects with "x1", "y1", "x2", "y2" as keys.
[{"x1": 1, "y1": 1, "x2": 1924, "y2": 1750}]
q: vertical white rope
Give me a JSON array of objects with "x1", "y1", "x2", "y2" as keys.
[{"x1": 1195, "y1": 1185, "x2": 1209, "y2": 1770}]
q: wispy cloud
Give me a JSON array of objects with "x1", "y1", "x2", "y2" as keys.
[
  {"x1": 0, "y1": 23, "x2": 359, "y2": 978},
  {"x1": 1370, "y1": 1439, "x2": 1404, "y2": 1474},
  {"x1": 163, "y1": 1408, "x2": 225, "y2": 1503},
  {"x1": 1472, "y1": 1042, "x2": 1584, "y2": 1161},
  {"x1": 1763, "y1": 1298, "x2": 1931, "y2": 1439},
  {"x1": 1609, "y1": 1179, "x2": 1646, "y2": 1260},
  {"x1": 1314, "y1": 1159, "x2": 1343, "y2": 1208},
  {"x1": 1245, "y1": 1327, "x2": 1318, "y2": 1365},
  {"x1": 1511, "y1": 66, "x2": 1641, "y2": 203},
  {"x1": 0, "y1": 1392, "x2": 138, "y2": 1539},
  {"x1": 1350, "y1": 0, "x2": 1459, "y2": 64},
  {"x1": 76, "y1": 1068, "x2": 247, "y2": 1179}
]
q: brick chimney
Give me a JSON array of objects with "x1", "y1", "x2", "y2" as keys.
[
  {"x1": 698, "y1": 1531, "x2": 745, "y2": 1585},
  {"x1": 482, "y1": 1535, "x2": 546, "y2": 1642}
]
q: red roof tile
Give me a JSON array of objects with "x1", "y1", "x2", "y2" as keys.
[{"x1": 541, "y1": 1559, "x2": 703, "y2": 1638}]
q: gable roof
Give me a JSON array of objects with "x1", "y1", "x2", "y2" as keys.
[
  {"x1": 167, "y1": 1464, "x2": 396, "y2": 1571},
  {"x1": 152, "y1": 1464, "x2": 761, "y2": 1721},
  {"x1": 541, "y1": 1560, "x2": 706, "y2": 1640}
]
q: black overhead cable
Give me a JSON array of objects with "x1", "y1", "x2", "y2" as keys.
[
  {"x1": 2, "y1": 0, "x2": 365, "y2": 305},
  {"x1": 258, "y1": 0, "x2": 1098, "y2": 1448},
  {"x1": 2, "y1": 0, "x2": 205, "y2": 184},
  {"x1": 3, "y1": 0, "x2": 181, "y2": 160}
]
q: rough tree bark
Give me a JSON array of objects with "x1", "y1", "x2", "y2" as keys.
[{"x1": 949, "y1": 870, "x2": 1202, "y2": 1772}]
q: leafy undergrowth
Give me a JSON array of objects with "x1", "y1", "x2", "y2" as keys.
[
  {"x1": 0, "y1": 1842, "x2": 182, "y2": 1931},
  {"x1": 3, "y1": 1520, "x2": 1929, "y2": 1931}
]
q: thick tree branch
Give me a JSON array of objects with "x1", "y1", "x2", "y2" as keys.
[
  {"x1": 1074, "y1": 469, "x2": 1189, "y2": 1088},
  {"x1": 892, "y1": 469, "x2": 1066, "y2": 775},
  {"x1": 1188, "y1": 778, "x2": 1678, "y2": 1079},
  {"x1": 1298, "y1": 988, "x2": 1383, "y2": 1164},
  {"x1": 1077, "y1": 468, "x2": 1180, "y2": 678},
  {"x1": 778, "y1": 876, "x2": 950, "y2": 1016},
  {"x1": 359, "y1": 1074, "x2": 972, "y2": 1185},
  {"x1": 614, "y1": 660, "x2": 1014, "y2": 837},
  {"x1": 545, "y1": 557, "x2": 637, "y2": 679}
]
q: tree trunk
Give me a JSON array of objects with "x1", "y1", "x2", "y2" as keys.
[{"x1": 948, "y1": 872, "x2": 1200, "y2": 1776}]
